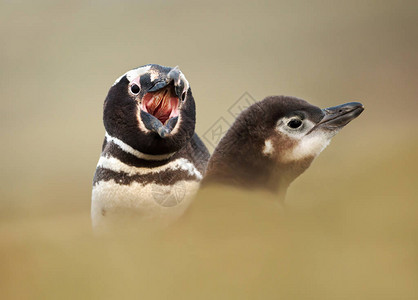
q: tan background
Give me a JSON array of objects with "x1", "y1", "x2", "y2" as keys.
[{"x1": 1, "y1": 0, "x2": 417, "y2": 298}]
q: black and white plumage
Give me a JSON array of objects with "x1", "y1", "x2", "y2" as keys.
[
  {"x1": 202, "y1": 96, "x2": 364, "y2": 199},
  {"x1": 92, "y1": 64, "x2": 209, "y2": 229}
]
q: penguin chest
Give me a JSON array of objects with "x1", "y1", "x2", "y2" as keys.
[{"x1": 91, "y1": 156, "x2": 202, "y2": 229}]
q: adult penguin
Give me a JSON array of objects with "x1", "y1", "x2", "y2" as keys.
[{"x1": 92, "y1": 64, "x2": 209, "y2": 230}]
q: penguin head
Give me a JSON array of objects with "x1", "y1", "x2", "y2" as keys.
[
  {"x1": 204, "y1": 96, "x2": 364, "y2": 191},
  {"x1": 103, "y1": 64, "x2": 195, "y2": 155},
  {"x1": 258, "y1": 96, "x2": 364, "y2": 169}
]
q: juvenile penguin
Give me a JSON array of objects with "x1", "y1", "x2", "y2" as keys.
[
  {"x1": 202, "y1": 96, "x2": 364, "y2": 199},
  {"x1": 92, "y1": 64, "x2": 209, "y2": 230}
]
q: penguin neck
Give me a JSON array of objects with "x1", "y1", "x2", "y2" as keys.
[
  {"x1": 102, "y1": 133, "x2": 178, "y2": 169},
  {"x1": 104, "y1": 132, "x2": 176, "y2": 161},
  {"x1": 203, "y1": 134, "x2": 292, "y2": 201}
]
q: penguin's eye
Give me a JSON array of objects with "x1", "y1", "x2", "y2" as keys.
[
  {"x1": 287, "y1": 118, "x2": 303, "y2": 129},
  {"x1": 181, "y1": 91, "x2": 186, "y2": 101},
  {"x1": 130, "y1": 84, "x2": 140, "y2": 94}
]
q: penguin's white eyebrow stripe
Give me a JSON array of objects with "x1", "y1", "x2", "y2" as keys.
[
  {"x1": 97, "y1": 155, "x2": 202, "y2": 179},
  {"x1": 179, "y1": 72, "x2": 189, "y2": 93},
  {"x1": 113, "y1": 65, "x2": 152, "y2": 86},
  {"x1": 105, "y1": 132, "x2": 175, "y2": 161}
]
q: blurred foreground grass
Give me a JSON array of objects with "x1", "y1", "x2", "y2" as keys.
[{"x1": 1, "y1": 139, "x2": 417, "y2": 299}]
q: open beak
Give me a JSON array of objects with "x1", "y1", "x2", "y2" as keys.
[
  {"x1": 139, "y1": 67, "x2": 186, "y2": 138},
  {"x1": 309, "y1": 102, "x2": 364, "y2": 133}
]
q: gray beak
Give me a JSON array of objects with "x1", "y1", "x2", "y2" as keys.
[
  {"x1": 307, "y1": 102, "x2": 364, "y2": 134},
  {"x1": 316, "y1": 102, "x2": 364, "y2": 129},
  {"x1": 140, "y1": 110, "x2": 178, "y2": 138}
]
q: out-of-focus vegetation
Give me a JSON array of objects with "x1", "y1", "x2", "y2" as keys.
[{"x1": 1, "y1": 0, "x2": 417, "y2": 298}]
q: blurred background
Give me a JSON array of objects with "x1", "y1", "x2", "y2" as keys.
[{"x1": 1, "y1": 0, "x2": 417, "y2": 298}]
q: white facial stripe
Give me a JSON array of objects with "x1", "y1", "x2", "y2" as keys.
[
  {"x1": 166, "y1": 114, "x2": 182, "y2": 135},
  {"x1": 263, "y1": 139, "x2": 274, "y2": 156},
  {"x1": 113, "y1": 65, "x2": 152, "y2": 86},
  {"x1": 105, "y1": 132, "x2": 175, "y2": 161},
  {"x1": 97, "y1": 155, "x2": 202, "y2": 179},
  {"x1": 125, "y1": 65, "x2": 152, "y2": 82},
  {"x1": 179, "y1": 71, "x2": 189, "y2": 94},
  {"x1": 136, "y1": 108, "x2": 151, "y2": 134}
]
